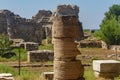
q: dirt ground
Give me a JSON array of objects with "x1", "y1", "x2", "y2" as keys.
[
  {"x1": 1, "y1": 48, "x2": 120, "y2": 80},
  {"x1": 78, "y1": 48, "x2": 120, "y2": 64}
]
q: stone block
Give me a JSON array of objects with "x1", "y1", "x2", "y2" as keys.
[
  {"x1": 27, "y1": 50, "x2": 54, "y2": 62},
  {"x1": 20, "y1": 42, "x2": 38, "y2": 51},
  {"x1": 0, "y1": 73, "x2": 14, "y2": 80},
  {"x1": 41, "y1": 72, "x2": 54, "y2": 80},
  {"x1": 93, "y1": 60, "x2": 120, "y2": 73}
]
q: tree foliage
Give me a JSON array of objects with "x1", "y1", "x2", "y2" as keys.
[
  {"x1": 0, "y1": 34, "x2": 12, "y2": 56},
  {"x1": 96, "y1": 4, "x2": 120, "y2": 45}
]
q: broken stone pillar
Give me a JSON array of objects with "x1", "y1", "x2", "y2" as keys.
[
  {"x1": 51, "y1": 5, "x2": 84, "y2": 44},
  {"x1": 53, "y1": 5, "x2": 84, "y2": 80},
  {"x1": 93, "y1": 60, "x2": 120, "y2": 80}
]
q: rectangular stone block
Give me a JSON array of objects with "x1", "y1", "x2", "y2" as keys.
[
  {"x1": 41, "y1": 72, "x2": 54, "y2": 80},
  {"x1": 93, "y1": 60, "x2": 120, "y2": 73},
  {"x1": 27, "y1": 50, "x2": 54, "y2": 62},
  {"x1": 20, "y1": 42, "x2": 38, "y2": 51},
  {"x1": 0, "y1": 73, "x2": 14, "y2": 80}
]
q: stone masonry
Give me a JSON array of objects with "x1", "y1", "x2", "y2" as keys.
[
  {"x1": 27, "y1": 50, "x2": 54, "y2": 62},
  {"x1": 51, "y1": 5, "x2": 84, "y2": 43},
  {"x1": 93, "y1": 60, "x2": 120, "y2": 80},
  {"x1": 0, "y1": 10, "x2": 52, "y2": 44},
  {"x1": 53, "y1": 5, "x2": 84, "y2": 80},
  {"x1": 20, "y1": 42, "x2": 39, "y2": 51}
]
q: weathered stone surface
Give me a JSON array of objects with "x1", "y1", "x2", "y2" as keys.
[
  {"x1": 51, "y1": 5, "x2": 79, "y2": 19},
  {"x1": 53, "y1": 5, "x2": 84, "y2": 80},
  {"x1": 41, "y1": 72, "x2": 54, "y2": 80},
  {"x1": 93, "y1": 60, "x2": 120, "y2": 73},
  {"x1": 27, "y1": 50, "x2": 54, "y2": 62},
  {"x1": 79, "y1": 40, "x2": 102, "y2": 48},
  {"x1": 20, "y1": 42, "x2": 39, "y2": 51},
  {"x1": 32, "y1": 10, "x2": 52, "y2": 22},
  {"x1": 33, "y1": 10, "x2": 52, "y2": 44},
  {"x1": 0, "y1": 10, "x2": 52, "y2": 44},
  {"x1": 101, "y1": 41, "x2": 108, "y2": 49},
  {"x1": 51, "y1": 5, "x2": 84, "y2": 43},
  {"x1": 93, "y1": 60, "x2": 120, "y2": 80},
  {"x1": 10, "y1": 38, "x2": 24, "y2": 47}
]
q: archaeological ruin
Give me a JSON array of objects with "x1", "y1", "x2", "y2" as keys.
[
  {"x1": 93, "y1": 60, "x2": 120, "y2": 80},
  {"x1": 0, "y1": 10, "x2": 52, "y2": 44},
  {"x1": 52, "y1": 5, "x2": 84, "y2": 80},
  {"x1": 27, "y1": 50, "x2": 53, "y2": 62},
  {"x1": 0, "y1": 6, "x2": 84, "y2": 46}
]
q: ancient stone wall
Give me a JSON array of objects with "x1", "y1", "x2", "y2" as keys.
[
  {"x1": 32, "y1": 10, "x2": 52, "y2": 22},
  {"x1": 20, "y1": 42, "x2": 39, "y2": 51},
  {"x1": 27, "y1": 50, "x2": 54, "y2": 62},
  {"x1": 0, "y1": 10, "x2": 52, "y2": 44},
  {"x1": 53, "y1": 5, "x2": 84, "y2": 80},
  {"x1": 79, "y1": 41, "x2": 102, "y2": 48},
  {"x1": 109, "y1": 45, "x2": 120, "y2": 52}
]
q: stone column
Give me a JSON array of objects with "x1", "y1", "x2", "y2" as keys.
[{"x1": 53, "y1": 14, "x2": 84, "y2": 80}]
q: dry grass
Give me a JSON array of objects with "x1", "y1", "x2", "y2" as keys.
[
  {"x1": 78, "y1": 48, "x2": 120, "y2": 64},
  {"x1": 1, "y1": 48, "x2": 120, "y2": 80}
]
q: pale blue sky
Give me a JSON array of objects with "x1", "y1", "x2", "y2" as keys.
[{"x1": 0, "y1": 0, "x2": 120, "y2": 29}]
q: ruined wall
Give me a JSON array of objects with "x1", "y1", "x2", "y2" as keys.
[
  {"x1": 0, "y1": 10, "x2": 52, "y2": 44},
  {"x1": 20, "y1": 42, "x2": 39, "y2": 51},
  {"x1": 53, "y1": 5, "x2": 84, "y2": 80},
  {"x1": 79, "y1": 41, "x2": 102, "y2": 48},
  {"x1": 32, "y1": 10, "x2": 52, "y2": 22}
]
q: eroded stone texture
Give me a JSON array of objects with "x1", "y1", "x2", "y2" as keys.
[
  {"x1": 20, "y1": 42, "x2": 39, "y2": 51},
  {"x1": 0, "y1": 10, "x2": 52, "y2": 44},
  {"x1": 93, "y1": 60, "x2": 120, "y2": 80},
  {"x1": 51, "y1": 5, "x2": 84, "y2": 43},
  {"x1": 32, "y1": 10, "x2": 52, "y2": 22},
  {"x1": 33, "y1": 10, "x2": 52, "y2": 43},
  {"x1": 27, "y1": 50, "x2": 54, "y2": 62},
  {"x1": 53, "y1": 5, "x2": 84, "y2": 80},
  {"x1": 41, "y1": 72, "x2": 54, "y2": 80}
]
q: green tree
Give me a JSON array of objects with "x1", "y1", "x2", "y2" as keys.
[
  {"x1": 95, "y1": 4, "x2": 120, "y2": 45},
  {"x1": 0, "y1": 34, "x2": 12, "y2": 56}
]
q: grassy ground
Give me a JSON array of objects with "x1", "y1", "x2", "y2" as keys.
[
  {"x1": 0, "y1": 64, "x2": 119, "y2": 80},
  {"x1": 39, "y1": 44, "x2": 54, "y2": 50},
  {"x1": 84, "y1": 67, "x2": 96, "y2": 80},
  {"x1": 0, "y1": 44, "x2": 120, "y2": 80},
  {"x1": 0, "y1": 48, "x2": 27, "y2": 62}
]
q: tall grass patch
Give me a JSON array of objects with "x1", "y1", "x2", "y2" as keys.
[
  {"x1": 11, "y1": 48, "x2": 27, "y2": 61},
  {"x1": 0, "y1": 64, "x2": 17, "y2": 76}
]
